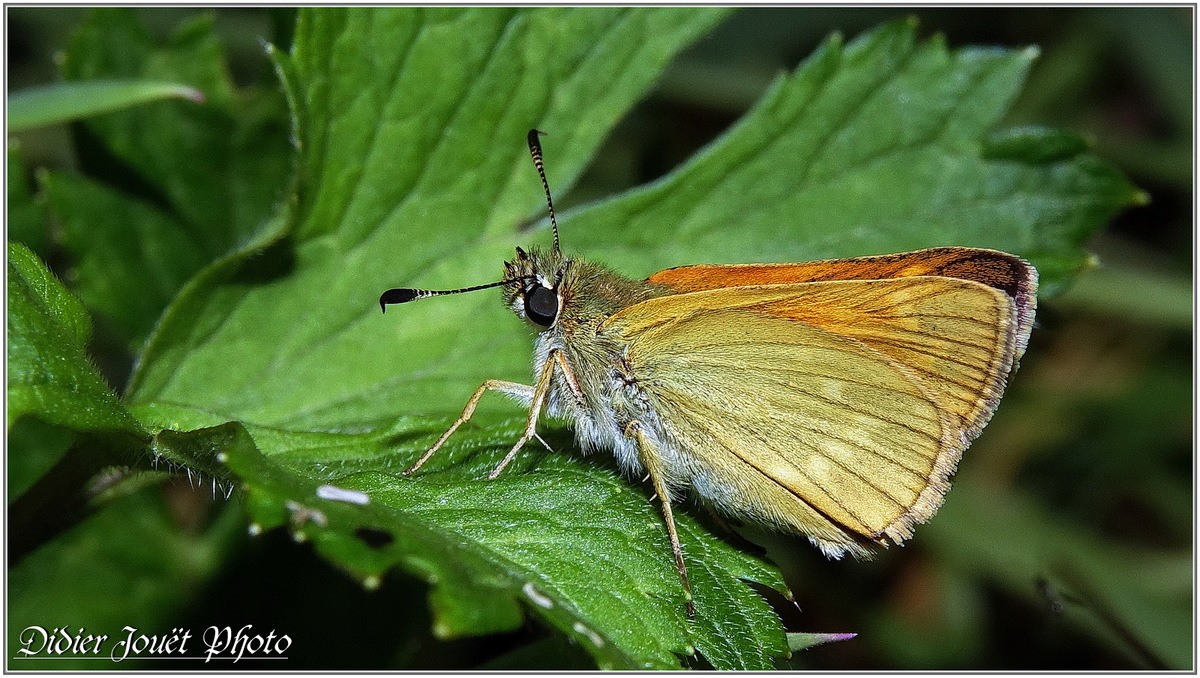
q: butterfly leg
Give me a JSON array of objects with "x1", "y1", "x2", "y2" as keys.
[
  {"x1": 404, "y1": 380, "x2": 535, "y2": 475},
  {"x1": 485, "y1": 349, "x2": 565, "y2": 479},
  {"x1": 629, "y1": 421, "x2": 695, "y2": 619}
]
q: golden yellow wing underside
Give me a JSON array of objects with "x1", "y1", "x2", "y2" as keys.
[{"x1": 601, "y1": 276, "x2": 1025, "y2": 554}]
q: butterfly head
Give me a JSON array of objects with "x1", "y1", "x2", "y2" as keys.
[{"x1": 503, "y1": 245, "x2": 571, "y2": 329}]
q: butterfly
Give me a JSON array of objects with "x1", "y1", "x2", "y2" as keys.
[{"x1": 381, "y1": 130, "x2": 1038, "y2": 617}]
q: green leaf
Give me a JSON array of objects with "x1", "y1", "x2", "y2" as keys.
[
  {"x1": 128, "y1": 6, "x2": 734, "y2": 426},
  {"x1": 7, "y1": 242, "x2": 154, "y2": 562},
  {"x1": 41, "y1": 171, "x2": 209, "y2": 349},
  {"x1": 788, "y1": 631, "x2": 858, "y2": 652},
  {"x1": 565, "y1": 22, "x2": 1140, "y2": 289},
  {"x1": 7, "y1": 79, "x2": 204, "y2": 133},
  {"x1": 191, "y1": 416, "x2": 788, "y2": 669},
  {"x1": 49, "y1": 9, "x2": 292, "y2": 350},
  {"x1": 6, "y1": 242, "x2": 142, "y2": 437},
  {"x1": 62, "y1": 8, "x2": 291, "y2": 260}
]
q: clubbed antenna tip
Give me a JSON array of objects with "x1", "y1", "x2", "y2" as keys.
[{"x1": 379, "y1": 288, "x2": 423, "y2": 312}]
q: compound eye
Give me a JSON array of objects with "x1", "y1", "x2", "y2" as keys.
[{"x1": 524, "y1": 286, "x2": 559, "y2": 326}]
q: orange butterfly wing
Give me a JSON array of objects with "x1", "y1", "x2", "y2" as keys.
[
  {"x1": 601, "y1": 248, "x2": 1037, "y2": 553},
  {"x1": 647, "y1": 247, "x2": 1038, "y2": 435},
  {"x1": 649, "y1": 247, "x2": 1036, "y2": 348}
]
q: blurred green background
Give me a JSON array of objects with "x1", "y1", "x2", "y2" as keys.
[{"x1": 7, "y1": 7, "x2": 1192, "y2": 670}]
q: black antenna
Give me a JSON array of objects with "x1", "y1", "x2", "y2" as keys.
[
  {"x1": 379, "y1": 276, "x2": 534, "y2": 313},
  {"x1": 527, "y1": 129, "x2": 559, "y2": 254}
]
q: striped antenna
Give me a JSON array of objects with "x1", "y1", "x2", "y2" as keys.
[
  {"x1": 527, "y1": 129, "x2": 560, "y2": 253},
  {"x1": 379, "y1": 276, "x2": 535, "y2": 313},
  {"x1": 381, "y1": 131, "x2": 558, "y2": 314}
]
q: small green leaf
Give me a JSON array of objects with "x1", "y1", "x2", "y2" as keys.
[
  {"x1": 8, "y1": 242, "x2": 151, "y2": 563},
  {"x1": 7, "y1": 79, "x2": 203, "y2": 133},
  {"x1": 6, "y1": 242, "x2": 142, "y2": 437},
  {"x1": 62, "y1": 8, "x2": 292, "y2": 259},
  {"x1": 787, "y1": 631, "x2": 858, "y2": 652},
  {"x1": 41, "y1": 171, "x2": 209, "y2": 349}
]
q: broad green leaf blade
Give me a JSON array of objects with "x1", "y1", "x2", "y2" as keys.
[
  {"x1": 6, "y1": 242, "x2": 142, "y2": 437},
  {"x1": 289, "y1": 8, "x2": 735, "y2": 246},
  {"x1": 62, "y1": 9, "x2": 291, "y2": 259},
  {"x1": 194, "y1": 416, "x2": 787, "y2": 670},
  {"x1": 6, "y1": 79, "x2": 204, "y2": 133},
  {"x1": 565, "y1": 20, "x2": 1142, "y2": 286},
  {"x1": 41, "y1": 171, "x2": 209, "y2": 349},
  {"x1": 128, "y1": 7, "x2": 733, "y2": 428}
]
